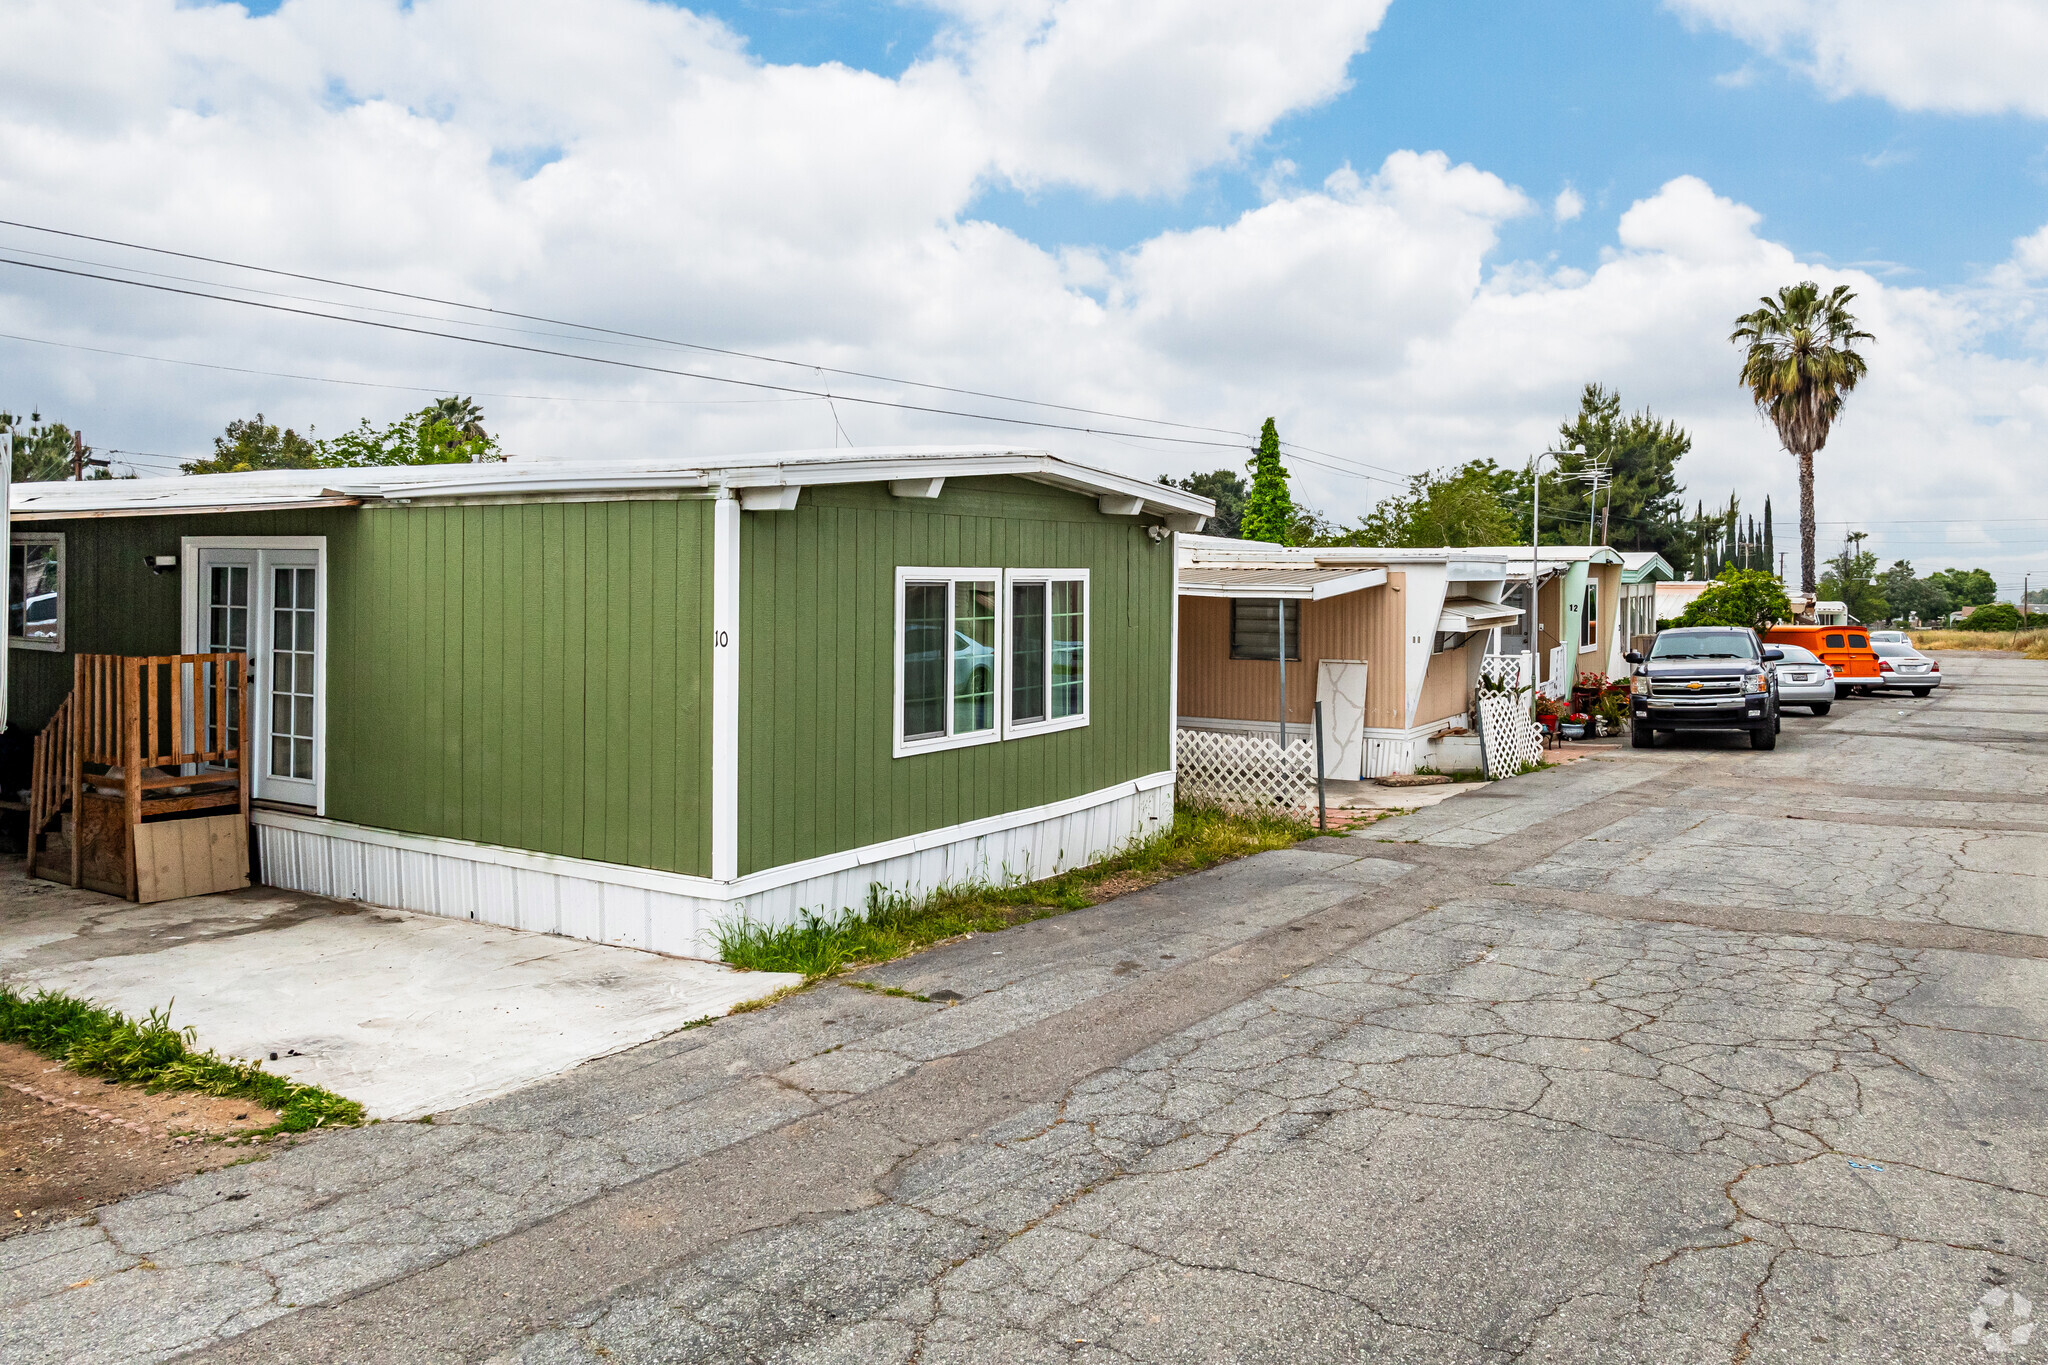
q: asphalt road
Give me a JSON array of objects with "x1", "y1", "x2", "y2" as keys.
[{"x1": 4, "y1": 652, "x2": 2044, "y2": 1364}]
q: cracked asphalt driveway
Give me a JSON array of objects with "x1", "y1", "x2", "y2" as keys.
[{"x1": 4, "y1": 653, "x2": 2045, "y2": 1363}]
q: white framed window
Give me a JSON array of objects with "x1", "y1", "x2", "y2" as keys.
[
  {"x1": 894, "y1": 566, "x2": 1089, "y2": 757},
  {"x1": 1580, "y1": 583, "x2": 1598, "y2": 648},
  {"x1": 9, "y1": 532, "x2": 64, "y2": 652},
  {"x1": 895, "y1": 568, "x2": 1003, "y2": 757},
  {"x1": 1003, "y1": 570, "x2": 1089, "y2": 738}
]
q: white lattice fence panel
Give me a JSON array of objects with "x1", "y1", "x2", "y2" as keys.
[
  {"x1": 1176, "y1": 728, "x2": 1316, "y2": 817},
  {"x1": 1478, "y1": 692, "x2": 1546, "y2": 780},
  {"x1": 1480, "y1": 652, "x2": 1528, "y2": 693}
]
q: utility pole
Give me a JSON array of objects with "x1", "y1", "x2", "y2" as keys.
[{"x1": 68, "y1": 430, "x2": 108, "y2": 481}]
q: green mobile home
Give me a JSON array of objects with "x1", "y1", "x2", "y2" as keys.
[{"x1": 7, "y1": 447, "x2": 1210, "y2": 956}]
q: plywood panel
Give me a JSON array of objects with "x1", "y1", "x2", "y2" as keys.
[{"x1": 134, "y1": 814, "x2": 250, "y2": 903}]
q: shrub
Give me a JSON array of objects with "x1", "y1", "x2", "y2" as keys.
[{"x1": 1960, "y1": 602, "x2": 2023, "y2": 632}]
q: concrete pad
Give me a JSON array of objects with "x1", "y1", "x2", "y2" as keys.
[{"x1": 0, "y1": 872, "x2": 799, "y2": 1119}]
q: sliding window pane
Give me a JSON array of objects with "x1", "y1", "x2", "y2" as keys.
[
  {"x1": 1228, "y1": 599, "x2": 1300, "y2": 660},
  {"x1": 902, "y1": 582, "x2": 948, "y2": 739},
  {"x1": 1011, "y1": 581, "x2": 1047, "y2": 723},
  {"x1": 1051, "y1": 579, "x2": 1084, "y2": 719},
  {"x1": 954, "y1": 580, "x2": 997, "y2": 734}
]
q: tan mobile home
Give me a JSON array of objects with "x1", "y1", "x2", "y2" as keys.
[{"x1": 1175, "y1": 538, "x2": 1520, "y2": 779}]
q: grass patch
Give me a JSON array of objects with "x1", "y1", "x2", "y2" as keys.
[
  {"x1": 715, "y1": 802, "x2": 1317, "y2": 981},
  {"x1": 0, "y1": 986, "x2": 365, "y2": 1132},
  {"x1": 1911, "y1": 627, "x2": 2048, "y2": 659}
]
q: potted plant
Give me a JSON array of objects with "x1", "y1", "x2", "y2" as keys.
[{"x1": 1558, "y1": 711, "x2": 1590, "y2": 740}]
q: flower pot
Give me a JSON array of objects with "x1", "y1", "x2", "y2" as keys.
[{"x1": 1558, "y1": 723, "x2": 1587, "y2": 741}]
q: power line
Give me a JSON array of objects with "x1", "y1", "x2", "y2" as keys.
[
  {"x1": 0, "y1": 218, "x2": 1253, "y2": 443},
  {"x1": 0, "y1": 216, "x2": 1423, "y2": 484},
  {"x1": 0, "y1": 253, "x2": 1264, "y2": 452},
  {"x1": 0, "y1": 330, "x2": 809, "y2": 406}
]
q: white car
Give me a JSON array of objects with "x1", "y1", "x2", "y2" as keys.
[
  {"x1": 1872, "y1": 640, "x2": 1943, "y2": 696},
  {"x1": 1868, "y1": 630, "x2": 1909, "y2": 645},
  {"x1": 1768, "y1": 642, "x2": 1837, "y2": 715}
]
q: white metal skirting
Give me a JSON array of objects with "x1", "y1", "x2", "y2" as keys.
[{"x1": 252, "y1": 775, "x2": 1176, "y2": 960}]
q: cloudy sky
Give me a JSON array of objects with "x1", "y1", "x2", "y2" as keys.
[{"x1": 3, "y1": 0, "x2": 2046, "y2": 591}]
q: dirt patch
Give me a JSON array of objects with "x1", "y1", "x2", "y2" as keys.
[{"x1": 1, "y1": 1041, "x2": 286, "y2": 1239}]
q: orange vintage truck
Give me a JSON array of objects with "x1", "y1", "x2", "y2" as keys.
[{"x1": 1763, "y1": 625, "x2": 1882, "y2": 693}]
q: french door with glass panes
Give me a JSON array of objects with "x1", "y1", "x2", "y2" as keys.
[{"x1": 194, "y1": 545, "x2": 322, "y2": 808}]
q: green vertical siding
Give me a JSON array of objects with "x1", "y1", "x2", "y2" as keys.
[
  {"x1": 735, "y1": 476, "x2": 1175, "y2": 877},
  {"x1": 331, "y1": 499, "x2": 713, "y2": 875},
  {"x1": 10, "y1": 499, "x2": 715, "y2": 877}
]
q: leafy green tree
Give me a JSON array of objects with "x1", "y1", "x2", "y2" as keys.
[
  {"x1": 1926, "y1": 567, "x2": 1997, "y2": 610},
  {"x1": 182, "y1": 414, "x2": 324, "y2": 475},
  {"x1": 322, "y1": 410, "x2": 499, "y2": 467},
  {"x1": 1731, "y1": 281, "x2": 1874, "y2": 595},
  {"x1": 1161, "y1": 469, "x2": 1246, "y2": 537},
  {"x1": 1673, "y1": 567, "x2": 1793, "y2": 635},
  {"x1": 1330, "y1": 460, "x2": 1520, "y2": 547},
  {"x1": 1817, "y1": 532, "x2": 1888, "y2": 623},
  {"x1": 1960, "y1": 602, "x2": 2022, "y2": 632},
  {"x1": 1550, "y1": 383, "x2": 1691, "y2": 553},
  {"x1": 1240, "y1": 418, "x2": 1295, "y2": 545},
  {"x1": 1878, "y1": 560, "x2": 1950, "y2": 625},
  {"x1": 2, "y1": 411, "x2": 79, "y2": 481}
]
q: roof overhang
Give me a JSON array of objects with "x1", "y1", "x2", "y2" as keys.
[
  {"x1": 9, "y1": 444, "x2": 1215, "y2": 527},
  {"x1": 1436, "y1": 597, "x2": 1523, "y2": 632},
  {"x1": 1178, "y1": 566, "x2": 1388, "y2": 600}
]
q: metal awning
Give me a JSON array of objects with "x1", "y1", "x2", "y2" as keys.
[
  {"x1": 1436, "y1": 597, "x2": 1522, "y2": 631},
  {"x1": 1178, "y1": 565, "x2": 1389, "y2": 600}
]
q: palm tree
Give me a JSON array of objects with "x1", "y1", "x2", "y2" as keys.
[
  {"x1": 1730, "y1": 282, "x2": 1873, "y2": 597},
  {"x1": 426, "y1": 396, "x2": 487, "y2": 442}
]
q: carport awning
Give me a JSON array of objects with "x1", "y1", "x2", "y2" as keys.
[
  {"x1": 1178, "y1": 565, "x2": 1388, "y2": 600},
  {"x1": 1437, "y1": 597, "x2": 1522, "y2": 631}
]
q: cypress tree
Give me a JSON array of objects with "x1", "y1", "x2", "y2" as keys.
[
  {"x1": 1763, "y1": 497, "x2": 1775, "y2": 574},
  {"x1": 1241, "y1": 417, "x2": 1296, "y2": 545}
]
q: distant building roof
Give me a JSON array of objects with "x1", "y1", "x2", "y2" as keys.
[{"x1": 1618, "y1": 551, "x2": 1679, "y2": 583}]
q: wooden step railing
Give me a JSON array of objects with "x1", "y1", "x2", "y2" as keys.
[
  {"x1": 25, "y1": 652, "x2": 251, "y2": 895},
  {"x1": 25, "y1": 690, "x2": 74, "y2": 879}
]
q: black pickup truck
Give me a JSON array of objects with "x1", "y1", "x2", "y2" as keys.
[{"x1": 1625, "y1": 626, "x2": 1783, "y2": 750}]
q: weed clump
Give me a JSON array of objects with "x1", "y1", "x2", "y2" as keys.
[
  {"x1": 715, "y1": 802, "x2": 1315, "y2": 981},
  {"x1": 0, "y1": 987, "x2": 364, "y2": 1132}
]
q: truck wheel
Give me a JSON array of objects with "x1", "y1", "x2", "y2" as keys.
[
  {"x1": 1631, "y1": 724, "x2": 1655, "y2": 749},
  {"x1": 1809, "y1": 703, "x2": 1831, "y2": 716},
  {"x1": 1750, "y1": 723, "x2": 1777, "y2": 751}
]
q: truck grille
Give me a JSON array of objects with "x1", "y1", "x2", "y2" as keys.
[{"x1": 1651, "y1": 677, "x2": 1743, "y2": 698}]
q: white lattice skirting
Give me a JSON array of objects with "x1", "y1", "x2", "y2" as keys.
[
  {"x1": 253, "y1": 773, "x2": 1175, "y2": 960},
  {"x1": 1175, "y1": 727, "x2": 1316, "y2": 816},
  {"x1": 1478, "y1": 691, "x2": 1547, "y2": 779}
]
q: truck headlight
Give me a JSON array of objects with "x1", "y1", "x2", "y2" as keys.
[
  {"x1": 1631, "y1": 673, "x2": 1648, "y2": 696},
  {"x1": 1750, "y1": 672, "x2": 1770, "y2": 694}
]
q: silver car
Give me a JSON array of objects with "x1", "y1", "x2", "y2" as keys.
[
  {"x1": 1867, "y1": 630, "x2": 1909, "y2": 645},
  {"x1": 1769, "y1": 642, "x2": 1837, "y2": 714},
  {"x1": 1872, "y1": 640, "x2": 1943, "y2": 696}
]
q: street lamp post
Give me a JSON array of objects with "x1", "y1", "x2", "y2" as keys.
[{"x1": 1529, "y1": 451, "x2": 1567, "y2": 705}]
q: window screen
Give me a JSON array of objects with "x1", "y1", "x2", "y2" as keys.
[{"x1": 1230, "y1": 599, "x2": 1301, "y2": 661}]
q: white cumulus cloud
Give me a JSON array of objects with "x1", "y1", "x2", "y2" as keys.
[{"x1": 1667, "y1": 0, "x2": 2048, "y2": 117}]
